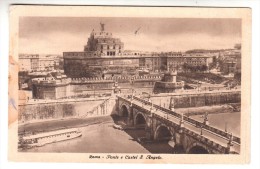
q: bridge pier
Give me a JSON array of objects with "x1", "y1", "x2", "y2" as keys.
[
  {"x1": 145, "y1": 127, "x2": 153, "y2": 140},
  {"x1": 127, "y1": 118, "x2": 134, "y2": 126},
  {"x1": 127, "y1": 105, "x2": 134, "y2": 126},
  {"x1": 145, "y1": 115, "x2": 155, "y2": 140},
  {"x1": 174, "y1": 132, "x2": 183, "y2": 146}
]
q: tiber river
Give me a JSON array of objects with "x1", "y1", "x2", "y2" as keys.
[{"x1": 21, "y1": 112, "x2": 240, "y2": 153}]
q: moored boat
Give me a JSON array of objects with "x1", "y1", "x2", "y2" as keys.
[{"x1": 19, "y1": 128, "x2": 82, "y2": 149}]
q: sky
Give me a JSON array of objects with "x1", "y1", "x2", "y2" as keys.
[{"x1": 19, "y1": 17, "x2": 241, "y2": 55}]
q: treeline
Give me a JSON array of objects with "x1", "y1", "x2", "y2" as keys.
[
  {"x1": 182, "y1": 63, "x2": 208, "y2": 72},
  {"x1": 185, "y1": 49, "x2": 231, "y2": 54}
]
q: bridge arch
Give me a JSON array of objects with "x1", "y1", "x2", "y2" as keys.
[
  {"x1": 120, "y1": 104, "x2": 130, "y2": 117},
  {"x1": 134, "y1": 112, "x2": 147, "y2": 127},
  {"x1": 187, "y1": 143, "x2": 210, "y2": 154},
  {"x1": 154, "y1": 124, "x2": 174, "y2": 141}
]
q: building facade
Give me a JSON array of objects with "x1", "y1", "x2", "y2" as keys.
[
  {"x1": 220, "y1": 49, "x2": 241, "y2": 75},
  {"x1": 19, "y1": 54, "x2": 62, "y2": 72},
  {"x1": 19, "y1": 54, "x2": 40, "y2": 72}
]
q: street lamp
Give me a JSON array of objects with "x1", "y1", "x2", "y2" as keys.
[{"x1": 225, "y1": 121, "x2": 228, "y2": 133}]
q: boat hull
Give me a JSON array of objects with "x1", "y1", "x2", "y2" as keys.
[{"x1": 20, "y1": 129, "x2": 82, "y2": 149}]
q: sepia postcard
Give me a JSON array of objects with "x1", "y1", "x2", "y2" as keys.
[{"x1": 8, "y1": 5, "x2": 251, "y2": 163}]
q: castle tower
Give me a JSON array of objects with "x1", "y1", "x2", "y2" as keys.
[
  {"x1": 153, "y1": 69, "x2": 184, "y2": 94},
  {"x1": 84, "y1": 23, "x2": 124, "y2": 56}
]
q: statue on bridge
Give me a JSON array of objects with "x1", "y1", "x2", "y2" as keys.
[
  {"x1": 203, "y1": 112, "x2": 209, "y2": 125},
  {"x1": 170, "y1": 98, "x2": 175, "y2": 111}
]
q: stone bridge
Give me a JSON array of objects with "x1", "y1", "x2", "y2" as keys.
[{"x1": 117, "y1": 95, "x2": 240, "y2": 154}]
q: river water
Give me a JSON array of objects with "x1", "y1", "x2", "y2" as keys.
[
  {"x1": 190, "y1": 112, "x2": 240, "y2": 137},
  {"x1": 21, "y1": 112, "x2": 240, "y2": 153},
  {"x1": 22, "y1": 122, "x2": 149, "y2": 153}
]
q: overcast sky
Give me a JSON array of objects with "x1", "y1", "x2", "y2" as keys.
[{"x1": 19, "y1": 17, "x2": 241, "y2": 54}]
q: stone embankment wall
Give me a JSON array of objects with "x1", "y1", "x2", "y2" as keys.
[
  {"x1": 151, "y1": 91, "x2": 240, "y2": 109},
  {"x1": 171, "y1": 92, "x2": 240, "y2": 108},
  {"x1": 18, "y1": 98, "x2": 117, "y2": 124}
]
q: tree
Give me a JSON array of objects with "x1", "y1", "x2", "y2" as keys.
[
  {"x1": 201, "y1": 65, "x2": 208, "y2": 72},
  {"x1": 182, "y1": 63, "x2": 189, "y2": 72},
  {"x1": 169, "y1": 64, "x2": 175, "y2": 71},
  {"x1": 160, "y1": 65, "x2": 167, "y2": 71},
  {"x1": 234, "y1": 72, "x2": 241, "y2": 83}
]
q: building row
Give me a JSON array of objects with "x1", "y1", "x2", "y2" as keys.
[
  {"x1": 219, "y1": 49, "x2": 241, "y2": 75},
  {"x1": 19, "y1": 54, "x2": 63, "y2": 72}
]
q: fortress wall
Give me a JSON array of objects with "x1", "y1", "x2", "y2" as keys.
[{"x1": 70, "y1": 80, "x2": 156, "y2": 95}]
